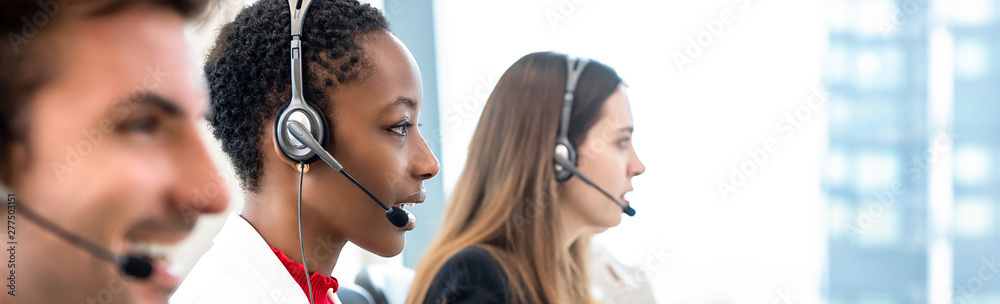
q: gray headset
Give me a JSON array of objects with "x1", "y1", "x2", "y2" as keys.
[
  {"x1": 553, "y1": 56, "x2": 590, "y2": 182},
  {"x1": 552, "y1": 55, "x2": 635, "y2": 216},
  {"x1": 275, "y1": 0, "x2": 329, "y2": 164}
]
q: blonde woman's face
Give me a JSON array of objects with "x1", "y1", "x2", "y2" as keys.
[{"x1": 559, "y1": 85, "x2": 645, "y2": 233}]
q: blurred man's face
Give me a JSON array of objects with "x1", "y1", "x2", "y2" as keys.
[{"x1": 7, "y1": 4, "x2": 228, "y2": 304}]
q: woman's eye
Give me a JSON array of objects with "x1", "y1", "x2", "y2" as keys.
[
  {"x1": 388, "y1": 122, "x2": 412, "y2": 136},
  {"x1": 618, "y1": 137, "x2": 630, "y2": 147}
]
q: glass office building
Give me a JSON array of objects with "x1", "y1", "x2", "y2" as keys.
[{"x1": 825, "y1": 0, "x2": 998, "y2": 302}]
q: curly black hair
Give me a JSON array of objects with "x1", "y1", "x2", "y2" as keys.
[{"x1": 205, "y1": 0, "x2": 390, "y2": 192}]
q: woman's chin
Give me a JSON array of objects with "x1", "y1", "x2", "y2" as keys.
[
  {"x1": 354, "y1": 231, "x2": 406, "y2": 257},
  {"x1": 369, "y1": 243, "x2": 405, "y2": 257},
  {"x1": 593, "y1": 216, "x2": 622, "y2": 232}
]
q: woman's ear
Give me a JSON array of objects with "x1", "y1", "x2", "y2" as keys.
[{"x1": 270, "y1": 122, "x2": 299, "y2": 169}]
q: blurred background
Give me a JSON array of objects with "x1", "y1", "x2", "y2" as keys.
[{"x1": 174, "y1": 0, "x2": 999, "y2": 303}]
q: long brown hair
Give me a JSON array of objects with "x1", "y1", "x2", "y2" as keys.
[{"x1": 406, "y1": 52, "x2": 623, "y2": 304}]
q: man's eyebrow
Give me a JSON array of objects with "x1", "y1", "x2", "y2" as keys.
[
  {"x1": 115, "y1": 93, "x2": 185, "y2": 118},
  {"x1": 620, "y1": 126, "x2": 635, "y2": 133},
  {"x1": 379, "y1": 97, "x2": 418, "y2": 116}
]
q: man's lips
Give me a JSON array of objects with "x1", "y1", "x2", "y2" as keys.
[
  {"x1": 125, "y1": 231, "x2": 191, "y2": 246},
  {"x1": 122, "y1": 218, "x2": 196, "y2": 290},
  {"x1": 126, "y1": 241, "x2": 183, "y2": 261},
  {"x1": 133, "y1": 259, "x2": 182, "y2": 296},
  {"x1": 125, "y1": 216, "x2": 197, "y2": 244},
  {"x1": 122, "y1": 258, "x2": 184, "y2": 303},
  {"x1": 122, "y1": 240, "x2": 185, "y2": 296}
]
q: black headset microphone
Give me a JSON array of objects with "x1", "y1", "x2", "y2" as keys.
[
  {"x1": 555, "y1": 56, "x2": 636, "y2": 217},
  {"x1": 554, "y1": 155, "x2": 636, "y2": 216},
  {"x1": 18, "y1": 203, "x2": 155, "y2": 280}
]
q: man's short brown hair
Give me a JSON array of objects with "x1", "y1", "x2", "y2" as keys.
[{"x1": 0, "y1": 0, "x2": 211, "y2": 184}]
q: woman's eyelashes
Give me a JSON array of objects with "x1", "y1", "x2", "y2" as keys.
[
  {"x1": 618, "y1": 136, "x2": 631, "y2": 148},
  {"x1": 388, "y1": 121, "x2": 413, "y2": 136}
]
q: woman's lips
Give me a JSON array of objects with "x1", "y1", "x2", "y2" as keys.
[
  {"x1": 391, "y1": 203, "x2": 418, "y2": 231},
  {"x1": 403, "y1": 209, "x2": 416, "y2": 231},
  {"x1": 621, "y1": 190, "x2": 634, "y2": 206},
  {"x1": 392, "y1": 189, "x2": 425, "y2": 231},
  {"x1": 393, "y1": 202, "x2": 417, "y2": 208},
  {"x1": 401, "y1": 190, "x2": 426, "y2": 204}
]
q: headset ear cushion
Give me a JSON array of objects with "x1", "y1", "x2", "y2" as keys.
[
  {"x1": 302, "y1": 98, "x2": 331, "y2": 151},
  {"x1": 273, "y1": 98, "x2": 330, "y2": 164},
  {"x1": 554, "y1": 141, "x2": 577, "y2": 182},
  {"x1": 274, "y1": 101, "x2": 294, "y2": 159},
  {"x1": 555, "y1": 166, "x2": 570, "y2": 182}
]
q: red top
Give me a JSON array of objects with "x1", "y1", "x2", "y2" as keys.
[{"x1": 271, "y1": 246, "x2": 340, "y2": 304}]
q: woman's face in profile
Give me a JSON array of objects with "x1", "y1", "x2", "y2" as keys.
[
  {"x1": 560, "y1": 85, "x2": 646, "y2": 232},
  {"x1": 298, "y1": 30, "x2": 440, "y2": 257}
]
